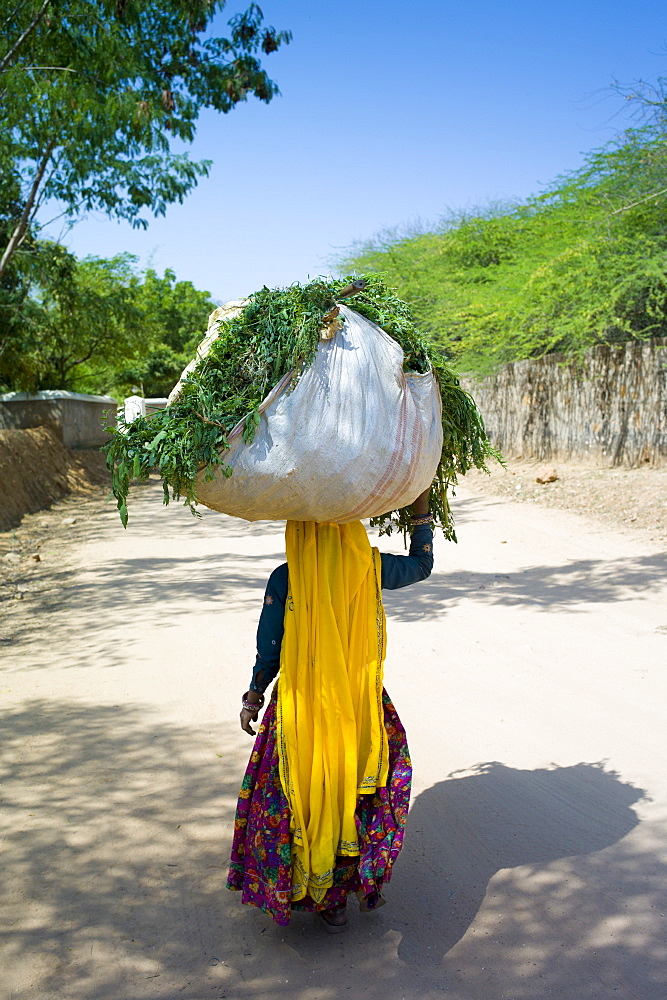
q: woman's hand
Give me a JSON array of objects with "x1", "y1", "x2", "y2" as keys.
[
  {"x1": 240, "y1": 707, "x2": 259, "y2": 735},
  {"x1": 240, "y1": 691, "x2": 262, "y2": 736},
  {"x1": 411, "y1": 486, "x2": 431, "y2": 518}
]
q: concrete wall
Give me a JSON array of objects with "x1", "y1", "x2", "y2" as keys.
[
  {"x1": 0, "y1": 391, "x2": 117, "y2": 449},
  {"x1": 465, "y1": 339, "x2": 667, "y2": 467}
]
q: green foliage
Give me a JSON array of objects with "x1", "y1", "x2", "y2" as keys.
[
  {"x1": 104, "y1": 275, "x2": 499, "y2": 536},
  {"x1": 0, "y1": 250, "x2": 217, "y2": 394},
  {"x1": 112, "y1": 268, "x2": 218, "y2": 396},
  {"x1": 1, "y1": 250, "x2": 141, "y2": 390},
  {"x1": 0, "y1": 0, "x2": 291, "y2": 278},
  {"x1": 133, "y1": 268, "x2": 216, "y2": 355},
  {"x1": 341, "y1": 116, "x2": 667, "y2": 374},
  {"x1": 114, "y1": 345, "x2": 188, "y2": 400}
]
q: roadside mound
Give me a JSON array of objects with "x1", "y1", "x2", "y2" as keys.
[{"x1": 0, "y1": 426, "x2": 109, "y2": 530}]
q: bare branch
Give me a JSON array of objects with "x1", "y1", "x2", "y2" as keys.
[
  {"x1": 0, "y1": 0, "x2": 52, "y2": 75},
  {"x1": 27, "y1": 148, "x2": 64, "y2": 226},
  {"x1": 2, "y1": 1, "x2": 32, "y2": 33},
  {"x1": 0, "y1": 137, "x2": 56, "y2": 280},
  {"x1": 196, "y1": 410, "x2": 226, "y2": 430},
  {"x1": 610, "y1": 185, "x2": 667, "y2": 216},
  {"x1": 22, "y1": 65, "x2": 81, "y2": 73},
  {"x1": 68, "y1": 349, "x2": 96, "y2": 368}
]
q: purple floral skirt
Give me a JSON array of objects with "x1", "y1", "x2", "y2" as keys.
[{"x1": 227, "y1": 688, "x2": 412, "y2": 926}]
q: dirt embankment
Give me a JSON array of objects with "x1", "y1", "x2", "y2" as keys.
[
  {"x1": 0, "y1": 426, "x2": 110, "y2": 532},
  {"x1": 0, "y1": 427, "x2": 111, "y2": 610}
]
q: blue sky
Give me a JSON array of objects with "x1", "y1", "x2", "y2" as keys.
[{"x1": 44, "y1": 0, "x2": 667, "y2": 303}]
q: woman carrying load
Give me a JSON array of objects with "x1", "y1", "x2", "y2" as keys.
[{"x1": 227, "y1": 487, "x2": 434, "y2": 932}]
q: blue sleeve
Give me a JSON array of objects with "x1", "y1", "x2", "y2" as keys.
[
  {"x1": 249, "y1": 562, "x2": 288, "y2": 695},
  {"x1": 380, "y1": 524, "x2": 434, "y2": 590}
]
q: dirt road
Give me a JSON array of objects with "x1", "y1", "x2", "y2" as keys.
[{"x1": 2, "y1": 480, "x2": 667, "y2": 1000}]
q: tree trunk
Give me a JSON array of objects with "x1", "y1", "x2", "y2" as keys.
[{"x1": 0, "y1": 137, "x2": 55, "y2": 281}]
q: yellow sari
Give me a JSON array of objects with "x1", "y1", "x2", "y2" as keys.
[{"x1": 276, "y1": 520, "x2": 389, "y2": 903}]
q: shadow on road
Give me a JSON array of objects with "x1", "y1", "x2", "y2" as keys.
[
  {"x1": 3, "y1": 697, "x2": 662, "y2": 1000},
  {"x1": 1, "y1": 550, "x2": 282, "y2": 665},
  {"x1": 392, "y1": 763, "x2": 651, "y2": 971},
  {"x1": 4, "y1": 485, "x2": 666, "y2": 998},
  {"x1": 1, "y1": 697, "x2": 249, "y2": 999},
  {"x1": 382, "y1": 493, "x2": 667, "y2": 621},
  {"x1": 382, "y1": 551, "x2": 667, "y2": 621}
]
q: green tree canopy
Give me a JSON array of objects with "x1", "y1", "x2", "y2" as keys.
[
  {"x1": 114, "y1": 267, "x2": 219, "y2": 397},
  {"x1": 0, "y1": 0, "x2": 291, "y2": 279},
  {"x1": 0, "y1": 250, "x2": 217, "y2": 395},
  {"x1": 342, "y1": 87, "x2": 667, "y2": 374}
]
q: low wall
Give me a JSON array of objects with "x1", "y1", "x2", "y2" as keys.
[
  {"x1": 465, "y1": 339, "x2": 667, "y2": 467},
  {"x1": 0, "y1": 391, "x2": 117, "y2": 448}
]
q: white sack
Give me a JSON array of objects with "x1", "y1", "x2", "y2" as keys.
[{"x1": 190, "y1": 305, "x2": 443, "y2": 523}]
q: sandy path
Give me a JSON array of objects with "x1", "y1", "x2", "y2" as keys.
[{"x1": 2, "y1": 481, "x2": 667, "y2": 1000}]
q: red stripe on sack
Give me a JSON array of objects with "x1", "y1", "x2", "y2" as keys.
[
  {"x1": 346, "y1": 382, "x2": 410, "y2": 520},
  {"x1": 372, "y1": 396, "x2": 424, "y2": 513}
]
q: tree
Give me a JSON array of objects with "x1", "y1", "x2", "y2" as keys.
[
  {"x1": 1, "y1": 250, "x2": 142, "y2": 390},
  {"x1": 113, "y1": 267, "x2": 218, "y2": 397},
  {"x1": 342, "y1": 127, "x2": 667, "y2": 374},
  {"x1": 133, "y1": 267, "x2": 217, "y2": 355},
  {"x1": 0, "y1": 0, "x2": 291, "y2": 279},
  {"x1": 0, "y1": 250, "x2": 217, "y2": 395}
]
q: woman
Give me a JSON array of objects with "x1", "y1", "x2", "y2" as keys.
[{"x1": 227, "y1": 488, "x2": 434, "y2": 932}]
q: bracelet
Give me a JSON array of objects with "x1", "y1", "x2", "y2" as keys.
[
  {"x1": 242, "y1": 691, "x2": 264, "y2": 713},
  {"x1": 411, "y1": 514, "x2": 433, "y2": 525}
]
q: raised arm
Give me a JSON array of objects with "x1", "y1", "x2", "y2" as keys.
[{"x1": 380, "y1": 487, "x2": 434, "y2": 590}]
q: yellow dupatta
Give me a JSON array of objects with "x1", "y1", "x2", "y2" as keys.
[{"x1": 276, "y1": 520, "x2": 389, "y2": 903}]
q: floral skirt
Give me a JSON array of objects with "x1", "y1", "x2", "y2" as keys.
[{"x1": 227, "y1": 687, "x2": 412, "y2": 926}]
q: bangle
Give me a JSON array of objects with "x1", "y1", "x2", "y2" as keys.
[
  {"x1": 411, "y1": 514, "x2": 433, "y2": 525},
  {"x1": 242, "y1": 691, "x2": 264, "y2": 713}
]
